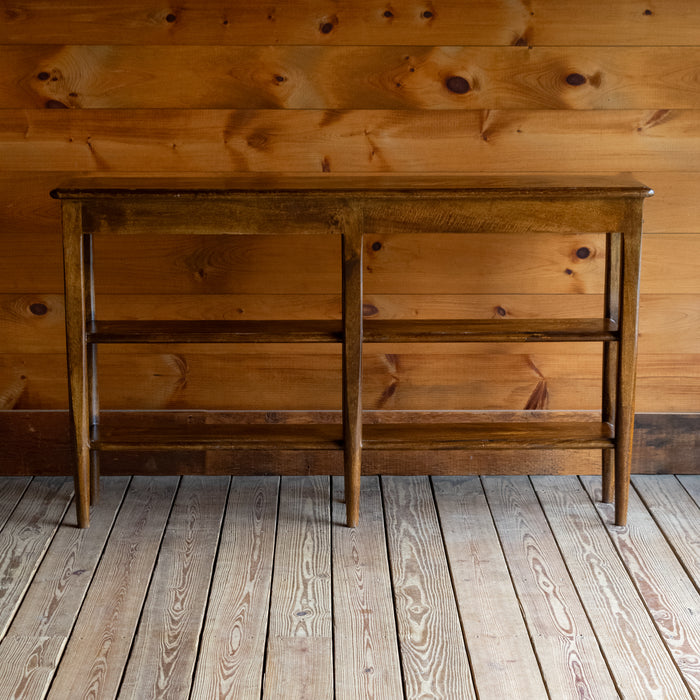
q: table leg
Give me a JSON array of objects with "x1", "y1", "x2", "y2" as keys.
[
  {"x1": 342, "y1": 207, "x2": 363, "y2": 527},
  {"x1": 615, "y1": 207, "x2": 643, "y2": 526},
  {"x1": 62, "y1": 202, "x2": 91, "y2": 528}
]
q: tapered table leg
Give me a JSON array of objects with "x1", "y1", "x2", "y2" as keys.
[
  {"x1": 602, "y1": 231, "x2": 621, "y2": 503},
  {"x1": 615, "y1": 207, "x2": 643, "y2": 526},
  {"x1": 341, "y1": 207, "x2": 363, "y2": 527},
  {"x1": 84, "y1": 234, "x2": 100, "y2": 505},
  {"x1": 62, "y1": 201, "x2": 91, "y2": 528}
]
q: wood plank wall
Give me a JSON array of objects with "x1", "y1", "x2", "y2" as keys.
[{"x1": 1, "y1": 1, "x2": 699, "y2": 471}]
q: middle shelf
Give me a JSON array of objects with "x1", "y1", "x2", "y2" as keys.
[{"x1": 87, "y1": 318, "x2": 618, "y2": 344}]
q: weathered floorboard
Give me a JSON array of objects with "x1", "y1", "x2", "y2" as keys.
[
  {"x1": 190, "y1": 476, "x2": 279, "y2": 699},
  {"x1": 118, "y1": 475, "x2": 229, "y2": 699},
  {"x1": 432, "y1": 475, "x2": 548, "y2": 699},
  {"x1": 382, "y1": 475, "x2": 476, "y2": 699},
  {"x1": 581, "y1": 475, "x2": 700, "y2": 696},
  {"x1": 0, "y1": 477, "x2": 31, "y2": 529},
  {"x1": 483, "y1": 475, "x2": 618, "y2": 699},
  {"x1": 263, "y1": 476, "x2": 333, "y2": 700},
  {"x1": 46, "y1": 476, "x2": 179, "y2": 700},
  {"x1": 0, "y1": 475, "x2": 696, "y2": 698},
  {"x1": 332, "y1": 475, "x2": 403, "y2": 700},
  {"x1": 0, "y1": 477, "x2": 73, "y2": 641},
  {"x1": 532, "y1": 475, "x2": 692, "y2": 699},
  {"x1": 632, "y1": 475, "x2": 700, "y2": 593},
  {"x1": 0, "y1": 477, "x2": 128, "y2": 700}
]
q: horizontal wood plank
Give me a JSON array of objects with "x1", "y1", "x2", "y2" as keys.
[
  {"x1": 2, "y1": 1, "x2": 699, "y2": 46},
  {"x1": 362, "y1": 318, "x2": 617, "y2": 342},
  {"x1": 5, "y1": 347, "x2": 700, "y2": 411},
  {"x1": 96, "y1": 423, "x2": 345, "y2": 450},
  {"x1": 0, "y1": 109, "x2": 697, "y2": 173},
  {"x1": 4, "y1": 231, "x2": 700, "y2": 302},
  {"x1": 1, "y1": 347, "x2": 609, "y2": 411},
  {"x1": 7, "y1": 291, "x2": 700, "y2": 355},
  {"x1": 0, "y1": 231, "x2": 607, "y2": 295},
  {"x1": 5, "y1": 46, "x2": 700, "y2": 110}
]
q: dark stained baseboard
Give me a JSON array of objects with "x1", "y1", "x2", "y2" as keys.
[{"x1": 1, "y1": 410, "x2": 698, "y2": 477}]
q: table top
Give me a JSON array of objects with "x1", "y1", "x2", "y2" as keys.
[{"x1": 51, "y1": 174, "x2": 654, "y2": 200}]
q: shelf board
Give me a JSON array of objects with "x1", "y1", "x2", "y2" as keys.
[
  {"x1": 363, "y1": 318, "x2": 618, "y2": 343},
  {"x1": 94, "y1": 423, "x2": 344, "y2": 451},
  {"x1": 87, "y1": 319, "x2": 343, "y2": 343},
  {"x1": 92, "y1": 421, "x2": 613, "y2": 452},
  {"x1": 88, "y1": 318, "x2": 617, "y2": 344},
  {"x1": 362, "y1": 422, "x2": 615, "y2": 450}
]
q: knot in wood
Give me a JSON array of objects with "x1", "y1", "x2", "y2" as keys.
[
  {"x1": 30, "y1": 302, "x2": 48, "y2": 316},
  {"x1": 445, "y1": 76, "x2": 470, "y2": 94},
  {"x1": 566, "y1": 73, "x2": 587, "y2": 86}
]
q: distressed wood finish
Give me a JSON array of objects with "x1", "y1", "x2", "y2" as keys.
[
  {"x1": 0, "y1": 478, "x2": 73, "y2": 639},
  {"x1": 46, "y1": 476, "x2": 179, "y2": 699},
  {"x1": 483, "y1": 476, "x2": 619, "y2": 698},
  {"x1": 331, "y1": 476, "x2": 403, "y2": 700},
  {"x1": 0, "y1": 474, "x2": 698, "y2": 697},
  {"x1": 0, "y1": 477, "x2": 128, "y2": 699},
  {"x1": 581, "y1": 475, "x2": 700, "y2": 696},
  {"x1": 55, "y1": 177, "x2": 650, "y2": 527},
  {"x1": 190, "y1": 477, "x2": 278, "y2": 699},
  {"x1": 382, "y1": 476, "x2": 476, "y2": 699},
  {"x1": 433, "y1": 476, "x2": 548, "y2": 699},
  {"x1": 263, "y1": 476, "x2": 333, "y2": 700},
  {"x1": 118, "y1": 476, "x2": 229, "y2": 699},
  {"x1": 533, "y1": 475, "x2": 694, "y2": 698}
]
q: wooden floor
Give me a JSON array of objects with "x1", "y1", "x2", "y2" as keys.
[{"x1": 0, "y1": 474, "x2": 698, "y2": 699}]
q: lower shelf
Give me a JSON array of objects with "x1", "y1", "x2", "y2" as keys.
[{"x1": 93, "y1": 421, "x2": 614, "y2": 451}]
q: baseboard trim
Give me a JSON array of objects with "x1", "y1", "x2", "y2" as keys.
[{"x1": 1, "y1": 410, "x2": 697, "y2": 476}]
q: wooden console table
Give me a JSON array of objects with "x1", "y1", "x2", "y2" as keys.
[{"x1": 53, "y1": 176, "x2": 652, "y2": 529}]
